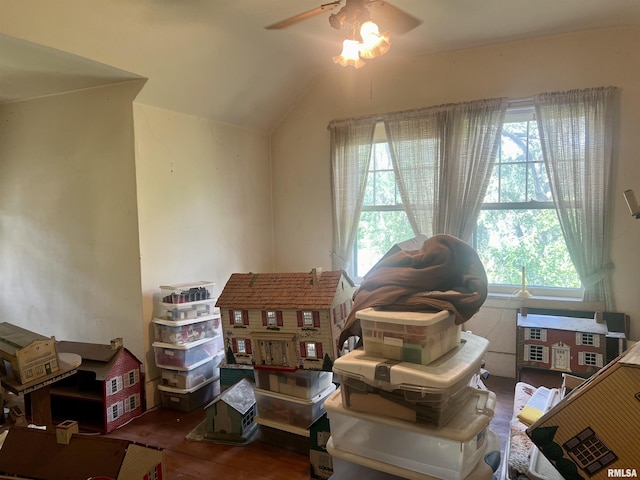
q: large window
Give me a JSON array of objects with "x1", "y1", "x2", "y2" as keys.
[
  {"x1": 474, "y1": 105, "x2": 581, "y2": 294},
  {"x1": 353, "y1": 138, "x2": 412, "y2": 279}
]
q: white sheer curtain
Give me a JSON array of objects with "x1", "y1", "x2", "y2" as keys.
[
  {"x1": 534, "y1": 87, "x2": 618, "y2": 307},
  {"x1": 382, "y1": 98, "x2": 508, "y2": 240},
  {"x1": 328, "y1": 116, "x2": 377, "y2": 271}
]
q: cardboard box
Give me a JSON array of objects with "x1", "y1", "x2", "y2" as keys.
[
  {"x1": 0, "y1": 322, "x2": 59, "y2": 384},
  {"x1": 527, "y1": 342, "x2": 640, "y2": 480}
]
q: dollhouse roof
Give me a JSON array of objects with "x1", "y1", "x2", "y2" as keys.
[
  {"x1": 0, "y1": 425, "x2": 128, "y2": 479},
  {"x1": 216, "y1": 269, "x2": 354, "y2": 310},
  {"x1": 518, "y1": 313, "x2": 609, "y2": 334},
  {"x1": 56, "y1": 339, "x2": 142, "y2": 381},
  {"x1": 205, "y1": 377, "x2": 256, "y2": 415}
]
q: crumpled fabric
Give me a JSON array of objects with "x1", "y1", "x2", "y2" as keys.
[{"x1": 339, "y1": 234, "x2": 488, "y2": 348}]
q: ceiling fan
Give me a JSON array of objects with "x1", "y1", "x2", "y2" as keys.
[{"x1": 266, "y1": 0, "x2": 422, "y2": 67}]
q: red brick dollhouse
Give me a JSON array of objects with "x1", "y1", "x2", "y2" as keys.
[
  {"x1": 216, "y1": 268, "x2": 355, "y2": 371},
  {"x1": 50, "y1": 338, "x2": 144, "y2": 433},
  {"x1": 516, "y1": 312, "x2": 612, "y2": 379}
]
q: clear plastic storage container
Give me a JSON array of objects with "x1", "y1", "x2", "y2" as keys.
[
  {"x1": 357, "y1": 307, "x2": 461, "y2": 365},
  {"x1": 160, "y1": 281, "x2": 215, "y2": 304},
  {"x1": 254, "y1": 383, "x2": 336, "y2": 429},
  {"x1": 158, "y1": 377, "x2": 220, "y2": 412},
  {"x1": 160, "y1": 351, "x2": 223, "y2": 389},
  {"x1": 153, "y1": 316, "x2": 221, "y2": 345},
  {"x1": 153, "y1": 337, "x2": 220, "y2": 369},
  {"x1": 253, "y1": 367, "x2": 334, "y2": 400},
  {"x1": 333, "y1": 331, "x2": 488, "y2": 410},
  {"x1": 324, "y1": 387, "x2": 496, "y2": 480},
  {"x1": 158, "y1": 300, "x2": 219, "y2": 322}
]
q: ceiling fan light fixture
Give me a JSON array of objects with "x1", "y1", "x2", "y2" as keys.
[
  {"x1": 333, "y1": 38, "x2": 366, "y2": 68},
  {"x1": 358, "y1": 20, "x2": 390, "y2": 59}
]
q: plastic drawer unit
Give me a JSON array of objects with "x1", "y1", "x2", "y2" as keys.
[
  {"x1": 160, "y1": 351, "x2": 223, "y2": 389},
  {"x1": 153, "y1": 316, "x2": 221, "y2": 345},
  {"x1": 153, "y1": 337, "x2": 220, "y2": 369},
  {"x1": 357, "y1": 307, "x2": 460, "y2": 365},
  {"x1": 324, "y1": 387, "x2": 496, "y2": 480}
]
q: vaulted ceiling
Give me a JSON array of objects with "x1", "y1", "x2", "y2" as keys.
[{"x1": 1, "y1": 0, "x2": 640, "y2": 133}]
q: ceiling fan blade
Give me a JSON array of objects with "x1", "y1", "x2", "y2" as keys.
[
  {"x1": 367, "y1": 1, "x2": 422, "y2": 34},
  {"x1": 265, "y1": 1, "x2": 342, "y2": 29}
]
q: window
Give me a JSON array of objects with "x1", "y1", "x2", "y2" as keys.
[
  {"x1": 107, "y1": 401, "x2": 124, "y2": 422},
  {"x1": 300, "y1": 341, "x2": 323, "y2": 359},
  {"x1": 124, "y1": 368, "x2": 139, "y2": 387},
  {"x1": 580, "y1": 351, "x2": 599, "y2": 366},
  {"x1": 473, "y1": 105, "x2": 581, "y2": 294},
  {"x1": 234, "y1": 310, "x2": 243, "y2": 325},
  {"x1": 307, "y1": 342, "x2": 317, "y2": 358},
  {"x1": 237, "y1": 339, "x2": 246, "y2": 353},
  {"x1": 108, "y1": 376, "x2": 123, "y2": 396},
  {"x1": 564, "y1": 427, "x2": 617, "y2": 475},
  {"x1": 266, "y1": 311, "x2": 277, "y2": 326},
  {"x1": 303, "y1": 311, "x2": 313, "y2": 326},
  {"x1": 353, "y1": 130, "x2": 413, "y2": 280},
  {"x1": 125, "y1": 394, "x2": 140, "y2": 413},
  {"x1": 525, "y1": 344, "x2": 546, "y2": 363},
  {"x1": 577, "y1": 332, "x2": 599, "y2": 347},
  {"x1": 525, "y1": 327, "x2": 544, "y2": 341}
]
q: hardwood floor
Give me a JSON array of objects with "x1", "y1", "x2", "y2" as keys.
[{"x1": 105, "y1": 375, "x2": 516, "y2": 480}]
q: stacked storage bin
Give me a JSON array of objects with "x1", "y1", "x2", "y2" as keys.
[
  {"x1": 153, "y1": 282, "x2": 225, "y2": 411},
  {"x1": 326, "y1": 307, "x2": 500, "y2": 480},
  {"x1": 253, "y1": 366, "x2": 336, "y2": 457}
]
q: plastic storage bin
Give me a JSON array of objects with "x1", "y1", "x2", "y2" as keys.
[
  {"x1": 333, "y1": 331, "x2": 488, "y2": 413},
  {"x1": 160, "y1": 351, "x2": 223, "y2": 389},
  {"x1": 158, "y1": 377, "x2": 220, "y2": 412},
  {"x1": 254, "y1": 383, "x2": 336, "y2": 429},
  {"x1": 326, "y1": 429, "x2": 501, "y2": 480},
  {"x1": 253, "y1": 367, "x2": 334, "y2": 400},
  {"x1": 357, "y1": 307, "x2": 460, "y2": 365},
  {"x1": 158, "y1": 300, "x2": 219, "y2": 322},
  {"x1": 153, "y1": 337, "x2": 220, "y2": 369},
  {"x1": 160, "y1": 281, "x2": 215, "y2": 304},
  {"x1": 255, "y1": 416, "x2": 310, "y2": 455},
  {"x1": 324, "y1": 387, "x2": 495, "y2": 480},
  {"x1": 153, "y1": 316, "x2": 221, "y2": 345}
]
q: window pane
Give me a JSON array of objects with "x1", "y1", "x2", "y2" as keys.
[
  {"x1": 475, "y1": 208, "x2": 580, "y2": 288},
  {"x1": 355, "y1": 210, "x2": 413, "y2": 278}
]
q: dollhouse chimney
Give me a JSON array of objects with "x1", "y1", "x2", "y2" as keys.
[
  {"x1": 311, "y1": 267, "x2": 323, "y2": 285},
  {"x1": 594, "y1": 311, "x2": 605, "y2": 323},
  {"x1": 56, "y1": 420, "x2": 79, "y2": 445},
  {"x1": 110, "y1": 337, "x2": 123, "y2": 350}
]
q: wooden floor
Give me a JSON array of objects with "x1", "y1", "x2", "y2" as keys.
[{"x1": 105, "y1": 375, "x2": 517, "y2": 480}]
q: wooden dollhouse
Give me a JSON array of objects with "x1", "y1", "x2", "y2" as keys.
[
  {"x1": 216, "y1": 268, "x2": 355, "y2": 371},
  {"x1": 48, "y1": 338, "x2": 144, "y2": 433},
  {"x1": 203, "y1": 377, "x2": 257, "y2": 444},
  {"x1": 516, "y1": 310, "x2": 624, "y2": 379},
  {"x1": 0, "y1": 422, "x2": 164, "y2": 480}
]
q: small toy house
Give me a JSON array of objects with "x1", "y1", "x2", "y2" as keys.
[
  {"x1": 204, "y1": 377, "x2": 257, "y2": 444},
  {"x1": 216, "y1": 268, "x2": 355, "y2": 371},
  {"x1": 517, "y1": 312, "x2": 612, "y2": 378},
  {"x1": 527, "y1": 341, "x2": 640, "y2": 480},
  {"x1": 0, "y1": 422, "x2": 164, "y2": 480},
  {"x1": 50, "y1": 338, "x2": 144, "y2": 433}
]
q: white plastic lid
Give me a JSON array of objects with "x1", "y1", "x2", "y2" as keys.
[
  {"x1": 254, "y1": 416, "x2": 310, "y2": 437},
  {"x1": 333, "y1": 331, "x2": 488, "y2": 394},
  {"x1": 254, "y1": 382, "x2": 337, "y2": 406},
  {"x1": 152, "y1": 313, "x2": 221, "y2": 327},
  {"x1": 152, "y1": 336, "x2": 216, "y2": 350},
  {"x1": 356, "y1": 307, "x2": 453, "y2": 326},
  {"x1": 157, "y1": 376, "x2": 217, "y2": 394}
]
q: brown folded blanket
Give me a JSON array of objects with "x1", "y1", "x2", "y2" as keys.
[{"x1": 339, "y1": 234, "x2": 488, "y2": 348}]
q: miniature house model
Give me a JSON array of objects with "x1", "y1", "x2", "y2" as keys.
[
  {"x1": 216, "y1": 269, "x2": 355, "y2": 371},
  {"x1": 52, "y1": 338, "x2": 144, "y2": 433},
  {"x1": 204, "y1": 377, "x2": 257, "y2": 444},
  {"x1": 0, "y1": 422, "x2": 164, "y2": 480},
  {"x1": 527, "y1": 341, "x2": 640, "y2": 480}
]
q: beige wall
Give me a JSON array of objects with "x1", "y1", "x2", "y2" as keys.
[
  {"x1": 0, "y1": 81, "x2": 146, "y2": 360},
  {"x1": 271, "y1": 27, "x2": 640, "y2": 375},
  {"x1": 132, "y1": 104, "x2": 274, "y2": 404}
]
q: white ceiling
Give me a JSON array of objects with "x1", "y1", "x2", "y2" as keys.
[{"x1": 1, "y1": 0, "x2": 640, "y2": 133}]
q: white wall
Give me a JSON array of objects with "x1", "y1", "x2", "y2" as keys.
[
  {"x1": 271, "y1": 27, "x2": 640, "y2": 375},
  {"x1": 0, "y1": 81, "x2": 146, "y2": 360},
  {"x1": 132, "y1": 104, "x2": 274, "y2": 404}
]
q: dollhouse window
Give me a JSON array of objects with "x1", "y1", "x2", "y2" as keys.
[
  {"x1": 525, "y1": 327, "x2": 546, "y2": 341},
  {"x1": 307, "y1": 342, "x2": 317, "y2": 357},
  {"x1": 234, "y1": 311, "x2": 244, "y2": 324},
  {"x1": 303, "y1": 311, "x2": 314, "y2": 326},
  {"x1": 579, "y1": 351, "x2": 602, "y2": 367},
  {"x1": 525, "y1": 344, "x2": 546, "y2": 362},
  {"x1": 237, "y1": 339, "x2": 247, "y2": 353},
  {"x1": 564, "y1": 427, "x2": 617, "y2": 475},
  {"x1": 124, "y1": 368, "x2": 139, "y2": 387},
  {"x1": 108, "y1": 376, "x2": 123, "y2": 396},
  {"x1": 576, "y1": 332, "x2": 599, "y2": 347},
  {"x1": 267, "y1": 311, "x2": 277, "y2": 325},
  {"x1": 108, "y1": 401, "x2": 124, "y2": 422},
  {"x1": 144, "y1": 464, "x2": 162, "y2": 480},
  {"x1": 125, "y1": 393, "x2": 140, "y2": 413}
]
